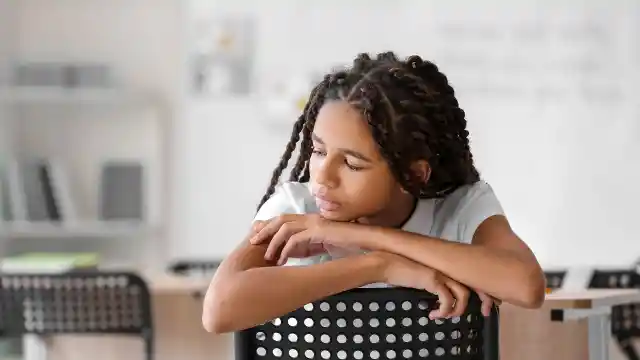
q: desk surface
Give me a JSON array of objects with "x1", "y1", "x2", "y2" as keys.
[
  {"x1": 544, "y1": 288, "x2": 640, "y2": 309},
  {"x1": 146, "y1": 276, "x2": 640, "y2": 309},
  {"x1": 147, "y1": 274, "x2": 210, "y2": 294}
]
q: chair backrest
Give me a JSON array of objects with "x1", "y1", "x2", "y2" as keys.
[
  {"x1": 235, "y1": 287, "x2": 499, "y2": 360},
  {"x1": 543, "y1": 271, "x2": 567, "y2": 290},
  {"x1": 0, "y1": 271, "x2": 154, "y2": 360},
  {"x1": 589, "y1": 269, "x2": 640, "y2": 338}
]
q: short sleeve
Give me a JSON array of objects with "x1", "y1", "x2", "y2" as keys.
[
  {"x1": 458, "y1": 182, "x2": 505, "y2": 244},
  {"x1": 253, "y1": 182, "x2": 325, "y2": 267},
  {"x1": 254, "y1": 182, "x2": 312, "y2": 221}
]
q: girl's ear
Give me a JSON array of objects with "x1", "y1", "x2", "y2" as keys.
[
  {"x1": 411, "y1": 160, "x2": 431, "y2": 184},
  {"x1": 400, "y1": 160, "x2": 431, "y2": 194}
]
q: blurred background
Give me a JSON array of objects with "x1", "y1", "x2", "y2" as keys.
[{"x1": 0, "y1": 0, "x2": 638, "y2": 359}]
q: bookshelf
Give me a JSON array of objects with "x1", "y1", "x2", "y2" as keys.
[
  {"x1": 0, "y1": 3, "x2": 174, "y2": 360},
  {"x1": 0, "y1": 87, "x2": 160, "y2": 107},
  {"x1": 0, "y1": 220, "x2": 158, "y2": 240},
  {"x1": 0, "y1": 85, "x2": 170, "y2": 243}
]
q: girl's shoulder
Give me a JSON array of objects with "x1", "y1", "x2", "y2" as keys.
[
  {"x1": 442, "y1": 180, "x2": 501, "y2": 209},
  {"x1": 430, "y1": 180, "x2": 505, "y2": 243},
  {"x1": 254, "y1": 182, "x2": 316, "y2": 221}
]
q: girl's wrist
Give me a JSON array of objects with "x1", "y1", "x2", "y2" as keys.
[{"x1": 329, "y1": 221, "x2": 384, "y2": 251}]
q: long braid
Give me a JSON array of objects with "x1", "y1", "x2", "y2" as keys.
[
  {"x1": 256, "y1": 115, "x2": 306, "y2": 211},
  {"x1": 257, "y1": 76, "x2": 332, "y2": 211},
  {"x1": 290, "y1": 123, "x2": 313, "y2": 181},
  {"x1": 288, "y1": 128, "x2": 311, "y2": 182},
  {"x1": 407, "y1": 56, "x2": 480, "y2": 184},
  {"x1": 288, "y1": 79, "x2": 329, "y2": 182},
  {"x1": 299, "y1": 162, "x2": 310, "y2": 182}
]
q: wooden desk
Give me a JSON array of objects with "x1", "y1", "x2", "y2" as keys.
[
  {"x1": 545, "y1": 289, "x2": 640, "y2": 309},
  {"x1": 42, "y1": 273, "x2": 227, "y2": 360},
  {"x1": 501, "y1": 289, "x2": 640, "y2": 360},
  {"x1": 147, "y1": 273, "x2": 210, "y2": 294}
]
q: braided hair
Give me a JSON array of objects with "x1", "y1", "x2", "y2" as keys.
[{"x1": 257, "y1": 51, "x2": 480, "y2": 211}]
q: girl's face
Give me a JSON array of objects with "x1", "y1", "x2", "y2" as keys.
[{"x1": 309, "y1": 100, "x2": 416, "y2": 226}]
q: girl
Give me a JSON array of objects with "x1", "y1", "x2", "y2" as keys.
[{"x1": 202, "y1": 52, "x2": 546, "y2": 334}]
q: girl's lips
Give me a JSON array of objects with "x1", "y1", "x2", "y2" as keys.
[{"x1": 314, "y1": 196, "x2": 341, "y2": 211}]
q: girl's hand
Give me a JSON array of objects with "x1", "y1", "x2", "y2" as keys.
[
  {"x1": 372, "y1": 251, "x2": 498, "y2": 318},
  {"x1": 476, "y1": 290, "x2": 501, "y2": 316},
  {"x1": 372, "y1": 251, "x2": 468, "y2": 319},
  {"x1": 249, "y1": 214, "x2": 358, "y2": 265}
]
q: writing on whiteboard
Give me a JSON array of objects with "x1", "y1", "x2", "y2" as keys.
[{"x1": 434, "y1": 17, "x2": 630, "y2": 105}]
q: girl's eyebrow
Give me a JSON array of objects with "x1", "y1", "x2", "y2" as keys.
[{"x1": 312, "y1": 133, "x2": 373, "y2": 163}]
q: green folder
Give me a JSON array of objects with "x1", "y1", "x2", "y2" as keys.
[{"x1": 0, "y1": 252, "x2": 99, "y2": 273}]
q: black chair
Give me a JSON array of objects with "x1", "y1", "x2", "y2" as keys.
[
  {"x1": 0, "y1": 271, "x2": 154, "y2": 360},
  {"x1": 544, "y1": 271, "x2": 567, "y2": 290},
  {"x1": 235, "y1": 287, "x2": 500, "y2": 360},
  {"x1": 589, "y1": 269, "x2": 640, "y2": 360}
]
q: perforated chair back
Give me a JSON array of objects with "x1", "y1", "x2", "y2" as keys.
[
  {"x1": 0, "y1": 271, "x2": 154, "y2": 360},
  {"x1": 589, "y1": 269, "x2": 640, "y2": 337},
  {"x1": 236, "y1": 287, "x2": 499, "y2": 360},
  {"x1": 589, "y1": 269, "x2": 640, "y2": 360}
]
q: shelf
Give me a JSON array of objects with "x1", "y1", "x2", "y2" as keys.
[
  {"x1": 0, "y1": 221, "x2": 158, "y2": 239},
  {"x1": 0, "y1": 87, "x2": 159, "y2": 106}
]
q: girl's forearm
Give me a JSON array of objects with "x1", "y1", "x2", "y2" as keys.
[
  {"x1": 203, "y1": 247, "x2": 384, "y2": 334},
  {"x1": 364, "y1": 227, "x2": 545, "y2": 308}
]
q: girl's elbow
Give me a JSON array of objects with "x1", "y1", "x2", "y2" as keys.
[
  {"x1": 202, "y1": 283, "x2": 235, "y2": 334},
  {"x1": 202, "y1": 304, "x2": 225, "y2": 334},
  {"x1": 518, "y1": 268, "x2": 547, "y2": 309},
  {"x1": 202, "y1": 294, "x2": 221, "y2": 333},
  {"x1": 202, "y1": 314, "x2": 233, "y2": 334}
]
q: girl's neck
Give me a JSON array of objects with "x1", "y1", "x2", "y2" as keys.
[{"x1": 357, "y1": 191, "x2": 417, "y2": 228}]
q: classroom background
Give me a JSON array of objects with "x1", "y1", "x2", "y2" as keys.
[{"x1": 0, "y1": 1, "x2": 639, "y2": 359}]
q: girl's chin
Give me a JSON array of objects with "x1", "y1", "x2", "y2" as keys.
[{"x1": 318, "y1": 209, "x2": 355, "y2": 222}]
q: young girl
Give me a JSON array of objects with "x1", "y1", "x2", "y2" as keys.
[{"x1": 203, "y1": 52, "x2": 546, "y2": 334}]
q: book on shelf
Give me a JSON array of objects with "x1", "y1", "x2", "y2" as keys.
[
  {"x1": 0, "y1": 252, "x2": 99, "y2": 273},
  {"x1": 0, "y1": 156, "x2": 76, "y2": 226}
]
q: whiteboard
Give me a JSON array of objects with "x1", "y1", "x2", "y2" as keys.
[{"x1": 178, "y1": 0, "x2": 640, "y2": 267}]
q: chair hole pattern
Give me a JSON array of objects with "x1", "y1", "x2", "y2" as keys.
[
  {"x1": 0, "y1": 272, "x2": 152, "y2": 336},
  {"x1": 543, "y1": 271, "x2": 566, "y2": 290},
  {"x1": 239, "y1": 288, "x2": 486, "y2": 360},
  {"x1": 590, "y1": 270, "x2": 640, "y2": 337}
]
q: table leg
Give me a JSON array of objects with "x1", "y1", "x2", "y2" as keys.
[
  {"x1": 23, "y1": 334, "x2": 47, "y2": 360},
  {"x1": 551, "y1": 306, "x2": 613, "y2": 360},
  {"x1": 587, "y1": 312, "x2": 610, "y2": 360}
]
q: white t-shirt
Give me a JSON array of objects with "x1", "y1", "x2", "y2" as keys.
[{"x1": 254, "y1": 180, "x2": 504, "y2": 266}]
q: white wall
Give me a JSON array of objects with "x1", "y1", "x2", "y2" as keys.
[
  {"x1": 178, "y1": 0, "x2": 640, "y2": 269},
  {"x1": 4, "y1": 0, "x2": 640, "y2": 270},
  {"x1": 0, "y1": 0, "x2": 18, "y2": 258}
]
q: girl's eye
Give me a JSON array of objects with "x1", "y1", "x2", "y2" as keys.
[
  {"x1": 311, "y1": 148, "x2": 365, "y2": 171},
  {"x1": 346, "y1": 162, "x2": 365, "y2": 171}
]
